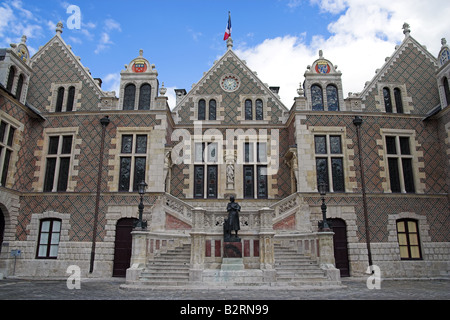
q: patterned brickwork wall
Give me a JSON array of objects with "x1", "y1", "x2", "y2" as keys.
[
  {"x1": 17, "y1": 193, "x2": 158, "y2": 242},
  {"x1": 304, "y1": 194, "x2": 448, "y2": 244},
  {"x1": 27, "y1": 38, "x2": 102, "y2": 113},
  {"x1": 175, "y1": 56, "x2": 284, "y2": 125},
  {"x1": 302, "y1": 113, "x2": 447, "y2": 195},
  {"x1": 362, "y1": 42, "x2": 439, "y2": 115}
]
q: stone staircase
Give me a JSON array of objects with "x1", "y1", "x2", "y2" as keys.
[
  {"x1": 274, "y1": 243, "x2": 339, "y2": 287},
  {"x1": 138, "y1": 243, "x2": 191, "y2": 286}
]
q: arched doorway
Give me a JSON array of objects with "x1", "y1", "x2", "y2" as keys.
[
  {"x1": 112, "y1": 218, "x2": 138, "y2": 277},
  {"x1": 330, "y1": 218, "x2": 350, "y2": 277},
  {"x1": 0, "y1": 208, "x2": 4, "y2": 254}
]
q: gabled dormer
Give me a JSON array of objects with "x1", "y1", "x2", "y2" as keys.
[
  {"x1": 172, "y1": 38, "x2": 289, "y2": 125},
  {"x1": 119, "y1": 50, "x2": 159, "y2": 111},
  {"x1": 0, "y1": 35, "x2": 33, "y2": 105},
  {"x1": 360, "y1": 23, "x2": 439, "y2": 115},
  {"x1": 28, "y1": 22, "x2": 109, "y2": 113},
  {"x1": 303, "y1": 50, "x2": 345, "y2": 111}
]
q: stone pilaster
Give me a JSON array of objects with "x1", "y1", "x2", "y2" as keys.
[{"x1": 189, "y1": 207, "x2": 206, "y2": 281}]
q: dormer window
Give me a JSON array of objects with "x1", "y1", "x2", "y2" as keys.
[
  {"x1": 197, "y1": 99, "x2": 217, "y2": 121},
  {"x1": 123, "y1": 84, "x2": 136, "y2": 110},
  {"x1": 311, "y1": 84, "x2": 324, "y2": 111},
  {"x1": 50, "y1": 83, "x2": 81, "y2": 112},
  {"x1": 326, "y1": 85, "x2": 339, "y2": 111},
  {"x1": 6, "y1": 66, "x2": 16, "y2": 92}
]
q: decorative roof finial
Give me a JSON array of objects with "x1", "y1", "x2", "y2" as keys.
[
  {"x1": 21, "y1": 35, "x2": 27, "y2": 44},
  {"x1": 442, "y1": 38, "x2": 447, "y2": 47},
  {"x1": 139, "y1": 49, "x2": 144, "y2": 57},
  {"x1": 319, "y1": 50, "x2": 323, "y2": 58},
  {"x1": 402, "y1": 22, "x2": 411, "y2": 37},
  {"x1": 227, "y1": 37, "x2": 233, "y2": 50},
  {"x1": 56, "y1": 21, "x2": 64, "y2": 35},
  {"x1": 160, "y1": 82, "x2": 167, "y2": 96},
  {"x1": 297, "y1": 83, "x2": 304, "y2": 96}
]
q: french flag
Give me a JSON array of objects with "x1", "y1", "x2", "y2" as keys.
[{"x1": 224, "y1": 12, "x2": 232, "y2": 40}]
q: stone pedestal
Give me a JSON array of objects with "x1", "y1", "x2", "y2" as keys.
[
  {"x1": 223, "y1": 241, "x2": 242, "y2": 258},
  {"x1": 126, "y1": 229, "x2": 149, "y2": 283},
  {"x1": 221, "y1": 258, "x2": 244, "y2": 271}
]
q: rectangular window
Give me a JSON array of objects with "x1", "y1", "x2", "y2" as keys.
[
  {"x1": 314, "y1": 135, "x2": 345, "y2": 192},
  {"x1": 44, "y1": 135, "x2": 73, "y2": 192},
  {"x1": 242, "y1": 142, "x2": 268, "y2": 198},
  {"x1": 0, "y1": 120, "x2": 16, "y2": 187},
  {"x1": 36, "y1": 219, "x2": 61, "y2": 259},
  {"x1": 119, "y1": 134, "x2": 148, "y2": 192},
  {"x1": 193, "y1": 142, "x2": 218, "y2": 198},
  {"x1": 243, "y1": 165, "x2": 254, "y2": 198},
  {"x1": 385, "y1": 136, "x2": 415, "y2": 193},
  {"x1": 194, "y1": 165, "x2": 205, "y2": 198},
  {"x1": 396, "y1": 219, "x2": 421, "y2": 260}
]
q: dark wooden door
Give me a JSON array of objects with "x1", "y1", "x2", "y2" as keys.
[
  {"x1": 112, "y1": 218, "x2": 138, "y2": 277},
  {"x1": 330, "y1": 218, "x2": 350, "y2": 277}
]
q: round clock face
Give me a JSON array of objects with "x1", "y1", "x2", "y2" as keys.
[{"x1": 221, "y1": 74, "x2": 240, "y2": 92}]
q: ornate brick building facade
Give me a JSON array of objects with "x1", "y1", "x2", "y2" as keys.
[{"x1": 0, "y1": 22, "x2": 448, "y2": 284}]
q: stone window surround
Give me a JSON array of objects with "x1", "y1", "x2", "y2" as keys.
[
  {"x1": 378, "y1": 128, "x2": 425, "y2": 194},
  {"x1": 5, "y1": 65, "x2": 30, "y2": 105},
  {"x1": 304, "y1": 81, "x2": 345, "y2": 112},
  {"x1": 26, "y1": 211, "x2": 71, "y2": 260},
  {"x1": 48, "y1": 82, "x2": 82, "y2": 112},
  {"x1": 119, "y1": 81, "x2": 154, "y2": 111},
  {"x1": 108, "y1": 127, "x2": 153, "y2": 192},
  {"x1": 33, "y1": 127, "x2": 81, "y2": 192},
  {"x1": 0, "y1": 111, "x2": 24, "y2": 189},
  {"x1": 375, "y1": 83, "x2": 413, "y2": 114},
  {"x1": 239, "y1": 95, "x2": 270, "y2": 123},
  {"x1": 387, "y1": 211, "x2": 431, "y2": 260},
  {"x1": 309, "y1": 126, "x2": 357, "y2": 193},
  {"x1": 190, "y1": 95, "x2": 223, "y2": 123}
]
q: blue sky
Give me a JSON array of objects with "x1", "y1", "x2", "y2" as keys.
[{"x1": 1, "y1": 0, "x2": 449, "y2": 108}]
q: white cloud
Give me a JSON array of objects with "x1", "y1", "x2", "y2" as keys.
[
  {"x1": 235, "y1": 0, "x2": 450, "y2": 108},
  {"x1": 103, "y1": 72, "x2": 121, "y2": 95},
  {"x1": 94, "y1": 19, "x2": 122, "y2": 54}
]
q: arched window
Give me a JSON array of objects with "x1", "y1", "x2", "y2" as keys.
[
  {"x1": 326, "y1": 85, "x2": 339, "y2": 111},
  {"x1": 209, "y1": 99, "x2": 216, "y2": 120},
  {"x1": 311, "y1": 85, "x2": 324, "y2": 111},
  {"x1": 255, "y1": 99, "x2": 263, "y2": 120},
  {"x1": 6, "y1": 66, "x2": 16, "y2": 92},
  {"x1": 394, "y1": 88, "x2": 403, "y2": 113},
  {"x1": 444, "y1": 77, "x2": 450, "y2": 107},
  {"x1": 383, "y1": 87, "x2": 393, "y2": 113},
  {"x1": 66, "y1": 86, "x2": 75, "y2": 112},
  {"x1": 55, "y1": 87, "x2": 65, "y2": 112},
  {"x1": 123, "y1": 84, "x2": 136, "y2": 110},
  {"x1": 198, "y1": 99, "x2": 206, "y2": 120},
  {"x1": 138, "y1": 83, "x2": 151, "y2": 110},
  {"x1": 15, "y1": 74, "x2": 24, "y2": 101},
  {"x1": 245, "y1": 99, "x2": 253, "y2": 120}
]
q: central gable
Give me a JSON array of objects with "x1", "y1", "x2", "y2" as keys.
[{"x1": 173, "y1": 49, "x2": 289, "y2": 125}]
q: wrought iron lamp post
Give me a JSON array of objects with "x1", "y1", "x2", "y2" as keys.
[
  {"x1": 318, "y1": 180, "x2": 331, "y2": 231},
  {"x1": 135, "y1": 180, "x2": 148, "y2": 229}
]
